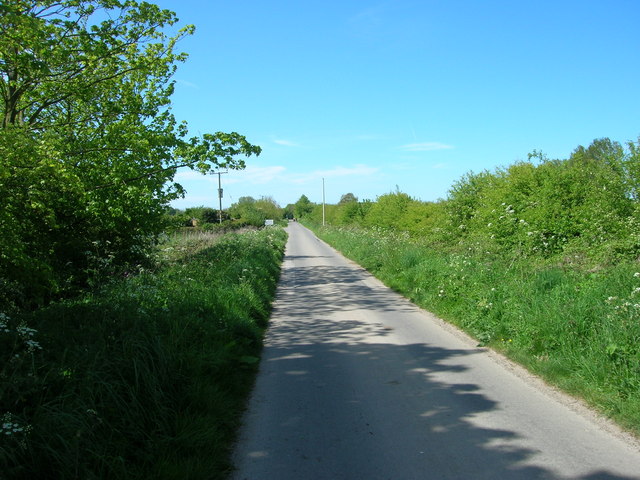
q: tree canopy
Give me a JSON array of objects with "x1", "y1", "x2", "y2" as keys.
[
  {"x1": 228, "y1": 196, "x2": 282, "y2": 226},
  {"x1": 294, "y1": 194, "x2": 313, "y2": 218},
  {"x1": 338, "y1": 192, "x2": 358, "y2": 205},
  {"x1": 0, "y1": 0, "x2": 260, "y2": 308}
]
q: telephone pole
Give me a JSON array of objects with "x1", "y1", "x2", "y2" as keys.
[
  {"x1": 217, "y1": 171, "x2": 227, "y2": 224},
  {"x1": 322, "y1": 177, "x2": 326, "y2": 226}
]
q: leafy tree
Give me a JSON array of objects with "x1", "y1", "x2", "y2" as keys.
[
  {"x1": 0, "y1": 0, "x2": 260, "y2": 306},
  {"x1": 336, "y1": 200, "x2": 370, "y2": 226},
  {"x1": 228, "y1": 196, "x2": 256, "y2": 220},
  {"x1": 363, "y1": 191, "x2": 414, "y2": 230},
  {"x1": 445, "y1": 170, "x2": 497, "y2": 232},
  {"x1": 443, "y1": 138, "x2": 639, "y2": 257},
  {"x1": 294, "y1": 194, "x2": 313, "y2": 218},
  {"x1": 254, "y1": 196, "x2": 283, "y2": 221},
  {"x1": 182, "y1": 206, "x2": 218, "y2": 224},
  {"x1": 228, "y1": 196, "x2": 282, "y2": 226},
  {"x1": 283, "y1": 203, "x2": 295, "y2": 219},
  {"x1": 338, "y1": 192, "x2": 358, "y2": 205},
  {"x1": 201, "y1": 207, "x2": 220, "y2": 224},
  {"x1": 396, "y1": 201, "x2": 448, "y2": 238}
]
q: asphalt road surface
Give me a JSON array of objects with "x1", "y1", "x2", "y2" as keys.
[{"x1": 232, "y1": 222, "x2": 640, "y2": 480}]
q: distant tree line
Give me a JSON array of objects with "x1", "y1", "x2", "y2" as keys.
[
  {"x1": 168, "y1": 196, "x2": 284, "y2": 229},
  {"x1": 299, "y1": 137, "x2": 640, "y2": 264}
]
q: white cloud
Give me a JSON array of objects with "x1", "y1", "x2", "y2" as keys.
[
  {"x1": 273, "y1": 138, "x2": 299, "y2": 147},
  {"x1": 175, "y1": 79, "x2": 199, "y2": 89},
  {"x1": 227, "y1": 165, "x2": 287, "y2": 185},
  {"x1": 399, "y1": 142, "x2": 454, "y2": 152},
  {"x1": 225, "y1": 164, "x2": 379, "y2": 186},
  {"x1": 290, "y1": 164, "x2": 380, "y2": 184},
  {"x1": 174, "y1": 166, "x2": 288, "y2": 186},
  {"x1": 173, "y1": 163, "x2": 380, "y2": 207}
]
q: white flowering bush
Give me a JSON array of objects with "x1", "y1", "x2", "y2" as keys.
[
  {"x1": 1, "y1": 412, "x2": 31, "y2": 449},
  {"x1": 604, "y1": 274, "x2": 640, "y2": 374}
]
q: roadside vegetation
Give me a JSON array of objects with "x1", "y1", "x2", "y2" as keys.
[
  {"x1": 302, "y1": 136, "x2": 640, "y2": 435},
  {"x1": 1, "y1": 2, "x2": 289, "y2": 478},
  {"x1": 167, "y1": 196, "x2": 287, "y2": 232},
  {"x1": 0, "y1": 1, "x2": 261, "y2": 312},
  {"x1": 1, "y1": 227, "x2": 286, "y2": 479}
]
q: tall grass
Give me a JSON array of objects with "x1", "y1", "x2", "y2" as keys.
[
  {"x1": 312, "y1": 224, "x2": 640, "y2": 435},
  {"x1": 1, "y1": 227, "x2": 286, "y2": 479}
]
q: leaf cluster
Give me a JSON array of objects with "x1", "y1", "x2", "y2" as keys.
[{"x1": 0, "y1": 1, "x2": 260, "y2": 307}]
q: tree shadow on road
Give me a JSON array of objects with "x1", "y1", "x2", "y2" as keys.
[{"x1": 232, "y1": 256, "x2": 640, "y2": 480}]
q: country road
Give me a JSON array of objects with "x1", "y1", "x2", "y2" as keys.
[{"x1": 231, "y1": 222, "x2": 640, "y2": 480}]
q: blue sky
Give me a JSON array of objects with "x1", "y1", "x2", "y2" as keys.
[{"x1": 155, "y1": 0, "x2": 640, "y2": 209}]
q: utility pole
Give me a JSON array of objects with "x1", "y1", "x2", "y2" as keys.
[
  {"x1": 322, "y1": 177, "x2": 326, "y2": 226},
  {"x1": 217, "y1": 171, "x2": 227, "y2": 224}
]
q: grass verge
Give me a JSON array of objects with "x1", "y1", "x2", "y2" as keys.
[
  {"x1": 309, "y1": 224, "x2": 640, "y2": 436},
  {"x1": 1, "y1": 227, "x2": 286, "y2": 479}
]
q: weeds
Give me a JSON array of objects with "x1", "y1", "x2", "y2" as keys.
[{"x1": 0, "y1": 227, "x2": 286, "y2": 479}]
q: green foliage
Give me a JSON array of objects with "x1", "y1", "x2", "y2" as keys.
[
  {"x1": 0, "y1": 1, "x2": 260, "y2": 307},
  {"x1": 228, "y1": 196, "x2": 283, "y2": 226},
  {"x1": 1, "y1": 228, "x2": 287, "y2": 479},
  {"x1": 311, "y1": 224, "x2": 640, "y2": 433},
  {"x1": 283, "y1": 203, "x2": 295, "y2": 219},
  {"x1": 362, "y1": 191, "x2": 414, "y2": 230},
  {"x1": 442, "y1": 137, "x2": 640, "y2": 261},
  {"x1": 201, "y1": 207, "x2": 220, "y2": 224},
  {"x1": 301, "y1": 134, "x2": 640, "y2": 434},
  {"x1": 293, "y1": 194, "x2": 314, "y2": 218},
  {"x1": 336, "y1": 199, "x2": 372, "y2": 226},
  {"x1": 179, "y1": 206, "x2": 221, "y2": 225},
  {"x1": 300, "y1": 136, "x2": 640, "y2": 264},
  {"x1": 338, "y1": 192, "x2": 358, "y2": 205}
]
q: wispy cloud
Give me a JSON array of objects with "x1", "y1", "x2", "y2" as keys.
[
  {"x1": 174, "y1": 166, "x2": 287, "y2": 186},
  {"x1": 399, "y1": 142, "x2": 454, "y2": 152},
  {"x1": 273, "y1": 138, "x2": 299, "y2": 147},
  {"x1": 175, "y1": 163, "x2": 379, "y2": 188},
  {"x1": 290, "y1": 164, "x2": 380, "y2": 184},
  {"x1": 227, "y1": 165, "x2": 287, "y2": 185},
  {"x1": 175, "y1": 79, "x2": 199, "y2": 89}
]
